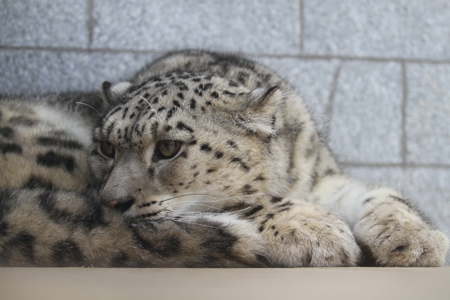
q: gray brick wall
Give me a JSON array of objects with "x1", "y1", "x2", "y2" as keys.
[{"x1": 1, "y1": 1, "x2": 449, "y2": 250}]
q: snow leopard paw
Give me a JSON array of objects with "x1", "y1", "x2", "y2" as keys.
[
  {"x1": 261, "y1": 200, "x2": 362, "y2": 267},
  {"x1": 354, "y1": 191, "x2": 449, "y2": 267}
]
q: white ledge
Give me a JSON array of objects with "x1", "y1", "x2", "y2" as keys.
[{"x1": 1, "y1": 267, "x2": 449, "y2": 300}]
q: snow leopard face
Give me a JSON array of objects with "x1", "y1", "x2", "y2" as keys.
[{"x1": 89, "y1": 71, "x2": 285, "y2": 220}]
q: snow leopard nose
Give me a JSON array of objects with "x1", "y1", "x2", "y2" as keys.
[{"x1": 101, "y1": 197, "x2": 135, "y2": 213}]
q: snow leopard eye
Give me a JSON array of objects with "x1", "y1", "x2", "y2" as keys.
[
  {"x1": 155, "y1": 140, "x2": 182, "y2": 160},
  {"x1": 98, "y1": 141, "x2": 116, "y2": 159}
]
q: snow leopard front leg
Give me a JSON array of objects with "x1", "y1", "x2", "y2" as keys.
[
  {"x1": 313, "y1": 176, "x2": 449, "y2": 266},
  {"x1": 235, "y1": 196, "x2": 362, "y2": 267}
]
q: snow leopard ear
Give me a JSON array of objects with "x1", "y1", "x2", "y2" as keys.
[
  {"x1": 246, "y1": 86, "x2": 281, "y2": 116},
  {"x1": 236, "y1": 86, "x2": 283, "y2": 137},
  {"x1": 101, "y1": 81, "x2": 132, "y2": 106}
]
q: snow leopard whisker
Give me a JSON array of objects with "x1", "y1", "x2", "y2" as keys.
[
  {"x1": 159, "y1": 193, "x2": 216, "y2": 203},
  {"x1": 162, "y1": 217, "x2": 221, "y2": 229},
  {"x1": 177, "y1": 203, "x2": 224, "y2": 212},
  {"x1": 175, "y1": 205, "x2": 252, "y2": 217},
  {"x1": 75, "y1": 101, "x2": 100, "y2": 114},
  {"x1": 219, "y1": 193, "x2": 265, "y2": 202},
  {"x1": 159, "y1": 193, "x2": 265, "y2": 204},
  {"x1": 139, "y1": 96, "x2": 157, "y2": 115}
]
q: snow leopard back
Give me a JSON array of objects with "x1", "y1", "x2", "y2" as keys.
[{"x1": 0, "y1": 94, "x2": 98, "y2": 192}]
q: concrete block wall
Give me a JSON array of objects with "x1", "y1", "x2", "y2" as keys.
[{"x1": 1, "y1": 1, "x2": 449, "y2": 243}]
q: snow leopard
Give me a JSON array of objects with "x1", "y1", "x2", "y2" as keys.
[{"x1": 1, "y1": 50, "x2": 448, "y2": 267}]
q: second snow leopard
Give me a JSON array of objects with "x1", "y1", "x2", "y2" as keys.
[{"x1": 1, "y1": 50, "x2": 448, "y2": 267}]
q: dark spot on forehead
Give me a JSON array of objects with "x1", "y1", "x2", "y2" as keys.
[
  {"x1": 129, "y1": 81, "x2": 148, "y2": 94},
  {"x1": 199, "y1": 83, "x2": 213, "y2": 91},
  {"x1": 253, "y1": 174, "x2": 265, "y2": 181},
  {"x1": 175, "y1": 82, "x2": 189, "y2": 91},
  {"x1": 200, "y1": 144, "x2": 212, "y2": 152},
  {"x1": 106, "y1": 122, "x2": 115, "y2": 137},
  {"x1": 189, "y1": 99, "x2": 196, "y2": 110},
  {"x1": 222, "y1": 91, "x2": 235, "y2": 97},
  {"x1": 270, "y1": 197, "x2": 282, "y2": 203},
  {"x1": 176, "y1": 122, "x2": 194, "y2": 133},
  {"x1": 107, "y1": 106, "x2": 122, "y2": 117},
  {"x1": 121, "y1": 107, "x2": 129, "y2": 119},
  {"x1": 230, "y1": 157, "x2": 250, "y2": 172},
  {"x1": 167, "y1": 107, "x2": 177, "y2": 119},
  {"x1": 227, "y1": 140, "x2": 237, "y2": 148}
]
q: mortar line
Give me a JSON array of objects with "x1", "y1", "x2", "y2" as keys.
[
  {"x1": 87, "y1": 0, "x2": 95, "y2": 49},
  {"x1": 400, "y1": 61, "x2": 409, "y2": 167},
  {"x1": 2, "y1": 46, "x2": 450, "y2": 65},
  {"x1": 340, "y1": 162, "x2": 450, "y2": 169},
  {"x1": 0, "y1": 46, "x2": 162, "y2": 55},
  {"x1": 246, "y1": 54, "x2": 450, "y2": 65},
  {"x1": 299, "y1": 0, "x2": 304, "y2": 54}
]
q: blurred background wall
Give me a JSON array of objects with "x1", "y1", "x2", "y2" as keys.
[{"x1": 1, "y1": 0, "x2": 449, "y2": 254}]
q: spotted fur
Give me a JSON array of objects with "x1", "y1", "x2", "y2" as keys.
[
  {"x1": 0, "y1": 185, "x2": 268, "y2": 267},
  {"x1": 1, "y1": 50, "x2": 448, "y2": 267},
  {"x1": 0, "y1": 94, "x2": 267, "y2": 267}
]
